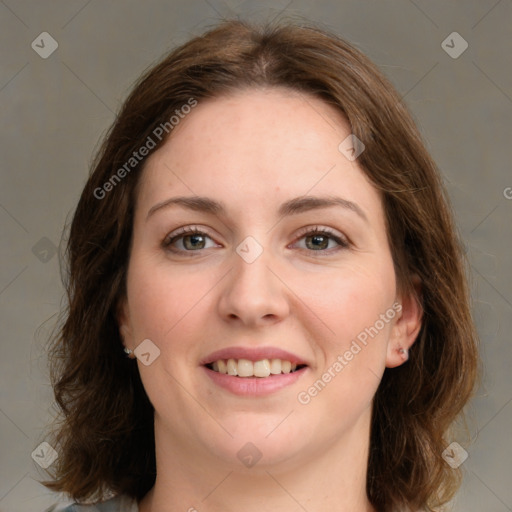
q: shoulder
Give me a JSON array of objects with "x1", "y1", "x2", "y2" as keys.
[{"x1": 45, "y1": 495, "x2": 138, "y2": 512}]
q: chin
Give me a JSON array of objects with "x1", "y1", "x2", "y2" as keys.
[{"x1": 206, "y1": 415, "x2": 312, "y2": 469}]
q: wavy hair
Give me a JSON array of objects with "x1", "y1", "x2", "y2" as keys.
[{"x1": 43, "y1": 20, "x2": 479, "y2": 511}]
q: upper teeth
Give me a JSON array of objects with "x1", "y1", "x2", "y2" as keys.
[{"x1": 211, "y1": 358, "x2": 298, "y2": 378}]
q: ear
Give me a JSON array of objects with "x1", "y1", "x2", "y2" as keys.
[
  {"x1": 386, "y1": 275, "x2": 423, "y2": 368},
  {"x1": 116, "y1": 297, "x2": 133, "y2": 349}
]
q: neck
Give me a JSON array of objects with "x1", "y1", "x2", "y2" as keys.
[{"x1": 139, "y1": 410, "x2": 376, "y2": 512}]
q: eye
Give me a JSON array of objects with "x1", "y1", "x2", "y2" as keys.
[
  {"x1": 292, "y1": 227, "x2": 349, "y2": 252},
  {"x1": 163, "y1": 227, "x2": 219, "y2": 253}
]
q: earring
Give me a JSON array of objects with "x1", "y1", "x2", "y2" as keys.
[
  {"x1": 398, "y1": 347, "x2": 409, "y2": 359},
  {"x1": 124, "y1": 347, "x2": 136, "y2": 359}
]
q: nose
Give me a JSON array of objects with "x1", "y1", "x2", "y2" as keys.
[{"x1": 217, "y1": 247, "x2": 290, "y2": 328}]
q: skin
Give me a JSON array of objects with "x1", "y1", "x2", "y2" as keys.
[{"x1": 119, "y1": 88, "x2": 422, "y2": 512}]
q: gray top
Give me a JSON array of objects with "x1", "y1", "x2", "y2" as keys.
[{"x1": 45, "y1": 495, "x2": 138, "y2": 512}]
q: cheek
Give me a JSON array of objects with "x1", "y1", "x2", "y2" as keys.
[
  {"x1": 125, "y1": 261, "x2": 211, "y2": 400},
  {"x1": 294, "y1": 257, "x2": 396, "y2": 342},
  {"x1": 296, "y1": 265, "x2": 395, "y2": 415},
  {"x1": 125, "y1": 257, "x2": 195, "y2": 340}
]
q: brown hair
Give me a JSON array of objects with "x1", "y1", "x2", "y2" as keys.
[{"x1": 43, "y1": 19, "x2": 479, "y2": 511}]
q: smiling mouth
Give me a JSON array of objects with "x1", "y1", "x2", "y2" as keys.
[{"x1": 205, "y1": 358, "x2": 307, "y2": 378}]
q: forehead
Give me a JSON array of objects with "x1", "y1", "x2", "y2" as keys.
[{"x1": 137, "y1": 88, "x2": 383, "y2": 222}]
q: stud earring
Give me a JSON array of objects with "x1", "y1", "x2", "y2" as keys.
[
  {"x1": 398, "y1": 347, "x2": 409, "y2": 359},
  {"x1": 124, "y1": 347, "x2": 136, "y2": 359}
]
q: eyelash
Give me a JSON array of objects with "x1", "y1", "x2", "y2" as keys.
[{"x1": 162, "y1": 225, "x2": 350, "y2": 255}]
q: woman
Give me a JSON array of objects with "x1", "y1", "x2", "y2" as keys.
[{"x1": 42, "y1": 20, "x2": 479, "y2": 512}]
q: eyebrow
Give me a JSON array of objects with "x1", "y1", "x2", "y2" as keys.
[{"x1": 146, "y1": 195, "x2": 368, "y2": 223}]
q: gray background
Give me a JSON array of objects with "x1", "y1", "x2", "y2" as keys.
[{"x1": 1, "y1": 1, "x2": 511, "y2": 511}]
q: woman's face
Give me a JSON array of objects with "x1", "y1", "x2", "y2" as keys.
[{"x1": 119, "y1": 88, "x2": 416, "y2": 470}]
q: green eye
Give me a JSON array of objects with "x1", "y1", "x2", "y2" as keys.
[
  {"x1": 293, "y1": 228, "x2": 349, "y2": 253},
  {"x1": 182, "y1": 234, "x2": 207, "y2": 250},
  {"x1": 164, "y1": 228, "x2": 218, "y2": 252},
  {"x1": 305, "y1": 234, "x2": 331, "y2": 250}
]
